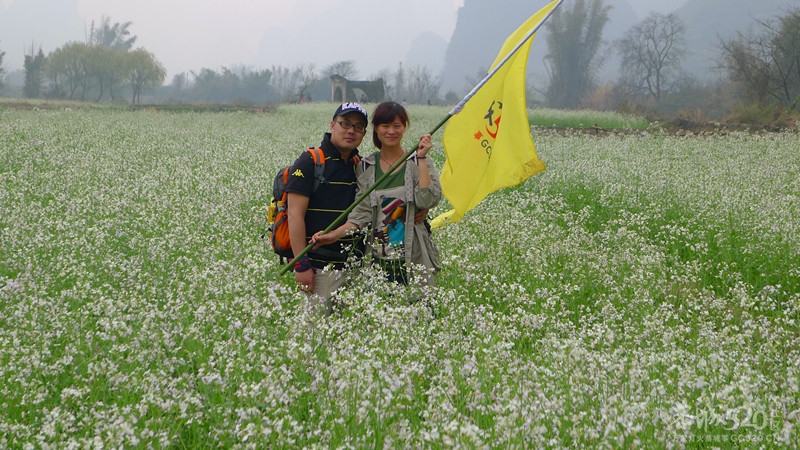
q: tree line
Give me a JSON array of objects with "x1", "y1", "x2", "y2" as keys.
[
  {"x1": 1, "y1": 3, "x2": 798, "y2": 121},
  {"x1": 159, "y1": 59, "x2": 442, "y2": 106},
  {"x1": 14, "y1": 17, "x2": 166, "y2": 104}
]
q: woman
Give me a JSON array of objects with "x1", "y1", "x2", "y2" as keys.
[{"x1": 312, "y1": 101, "x2": 442, "y2": 285}]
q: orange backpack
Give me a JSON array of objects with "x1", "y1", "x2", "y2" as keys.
[{"x1": 267, "y1": 148, "x2": 327, "y2": 260}]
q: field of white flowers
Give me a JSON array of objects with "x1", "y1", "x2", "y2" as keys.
[{"x1": 1, "y1": 103, "x2": 798, "y2": 448}]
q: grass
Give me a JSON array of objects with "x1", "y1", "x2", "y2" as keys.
[
  {"x1": 528, "y1": 107, "x2": 652, "y2": 129},
  {"x1": 1, "y1": 102, "x2": 798, "y2": 448}
]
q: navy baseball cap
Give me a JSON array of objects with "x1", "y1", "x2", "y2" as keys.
[{"x1": 333, "y1": 102, "x2": 368, "y2": 123}]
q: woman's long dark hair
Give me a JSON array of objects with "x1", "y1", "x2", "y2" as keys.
[{"x1": 371, "y1": 101, "x2": 410, "y2": 149}]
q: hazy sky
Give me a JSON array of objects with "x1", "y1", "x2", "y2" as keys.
[
  {"x1": 1, "y1": 0, "x2": 683, "y2": 80},
  {"x1": 80, "y1": 0, "x2": 466, "y2": 78},
  {"x1": 0, "y1": 0, "x2": 464, "y2": 79}
]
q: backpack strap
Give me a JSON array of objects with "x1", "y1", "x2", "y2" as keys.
[
  {"x1": 359, "y1": 156, "x2": 371, "y2": 172},
  {"x1": 306, "y1": 147, "x2": 326, "y2": 191},
  {"x1": 281, "y1": 165, "x2": 290, "y2": 187},
  {"x1": 304, "y1": 147, "x2": 360, "y2": 190}
]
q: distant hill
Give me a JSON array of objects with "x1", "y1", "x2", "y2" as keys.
[
  {"x1": 405, "y1": 32, "x2": 448, "y2": 76},
  {"x1": 439, "y1": 0, "x2": 796, "y2": 95}
]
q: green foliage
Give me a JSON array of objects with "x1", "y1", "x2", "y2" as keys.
[
  {"x1": 528, "y1": 107, "x2": 650, "y2": 129},
  {"x1": 1, "y1": 104, "x2": 798, "y2": 447},
  {"x1": 22, "y1": 47, "x2": 45, "y2": 98},
  {"x1": 185, "y1": 67, "x2": 277, "y2": 105},
  {"x1": 545, "y1": 0, "x2": 610, "y2": 109},
  {"x1": 727, "y1": 103, "x2": 782, "y2": 127},
  {"x1": 0, "y1": 45, "x2": 5, "y2": 91},
  {"x1": 89, "y1": 16, "x2": 137, "y2": 51},
  {"x1": 43, "y1": 42, "x2": 166, "y2": 103}
]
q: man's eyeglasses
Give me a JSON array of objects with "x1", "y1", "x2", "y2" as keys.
[{"x1": 335, "y1": 120, "x2": 367, "y2": 133}]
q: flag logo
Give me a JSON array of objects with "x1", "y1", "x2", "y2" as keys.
[{"x1": 473, "y1": 100, "x2": 504, "y2": 160}]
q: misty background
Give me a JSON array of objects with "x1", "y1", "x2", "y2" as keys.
[
  {"x1": 1, "y1": 0, "x2": 797, "y2": 120},
  {"x1": 1, "y1": 0, "x2": 790, "y2": 84}
]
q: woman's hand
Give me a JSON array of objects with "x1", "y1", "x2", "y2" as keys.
[
  {"x1": 414, "y1": 208, "x2": 429, "y2": 225},
  {"x1": 417, "y1": 134, "x2": 432, "y2": 157},
  {"x1": 310, "y1": 222, "x2": 356, "y2": 248},
  {"x1": 310, "y1": 230, "x2": 337, "y2": 249}
]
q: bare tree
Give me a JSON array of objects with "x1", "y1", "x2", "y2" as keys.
[
  {"x1": 378, "y1": 63, "x2": 440, "y2": 104},
  {"x1": 393, "y1": 63, "x2": 408, "y2": 102},
  {"x1": 616, "y1": 13, "x2": 686, "y2": 102},
  {"x1": 406, "y1": 65, "x2": 440, "y2": 104},
  {"x1": 373, "y1": 68, "x2": 394, "y2": 97},
  {"x1": 269, "y1": 65, "x2": 292, "y2": 101},
  {"x1": 719, "y1": 7, "x2": 800, "y2": 108},
  {"x1": 293, "y1": 63, "x2": 317, "y2": 102},
  {"x1": 268, "y1": 64, "x2": 317, "y2": 102},
  {"x1": 719, "y1": 31, "x2": 773, "y2": 105},
  {"x1": 323, "y1": 60, "x2": 357, "y2": 79},
  {"x1": 772, "y1": 8, "x2": 800, "y2": 108}
]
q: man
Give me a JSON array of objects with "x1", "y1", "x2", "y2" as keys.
[{"x1": 285, "y1": 102, "x2": 368, "y2": 312}]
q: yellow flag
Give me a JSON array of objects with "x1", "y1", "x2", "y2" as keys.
[{"x1": 431, "y1": 0, "x2": 557, "y2": 228}]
